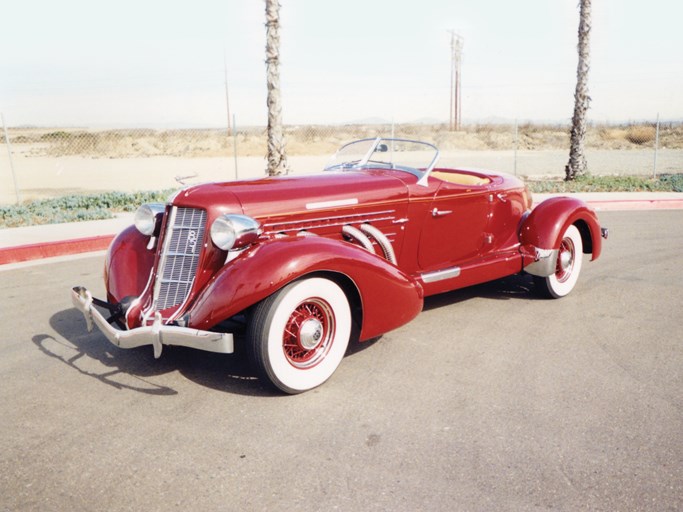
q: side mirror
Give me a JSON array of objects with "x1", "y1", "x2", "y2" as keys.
[{"x1": 375, "y1": 143, "x2": 389, "y2": 153}]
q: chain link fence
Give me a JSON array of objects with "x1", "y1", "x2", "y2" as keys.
[{"x1": 1, "y1": 119, "x2": 682, "y2": 205}]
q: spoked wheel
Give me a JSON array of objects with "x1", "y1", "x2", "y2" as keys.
[
  {"x1": 535, "y1": 224, "x2": 584, "y2": 299},
  {"x1": 247, "y1": 277, "x2": 352, "y2": 394}
]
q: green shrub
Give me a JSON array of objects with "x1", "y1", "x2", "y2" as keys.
[
  {"x1": 527, "y1": 174, "x2": 682, "y2": 193},
  {"x1": 659, "y1": 174, "x2": 683, "y2": 192},
  {"x1": 0, "y1": 189, "x2": 174, "y2": 228}
]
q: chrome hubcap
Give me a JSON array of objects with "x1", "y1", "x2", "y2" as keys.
[
  {"x1": 299, "y1": 318, "x2": 324, "y2": 350},
  {"x1": 560, "y1": 250, "x2": 573, "y2": 271}
]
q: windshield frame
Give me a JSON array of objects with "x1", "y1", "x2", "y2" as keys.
[{"x1": 324, "y1": 137, "x2": 440, "y2": 186}]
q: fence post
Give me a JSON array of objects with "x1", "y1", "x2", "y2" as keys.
[
  {"x1": 232, "y1": 114, "x2": 238, "y2": 180},
  {"x1": 513, "y1": 119, "x2": 518, "y2": 176},
  {"x1": 1, "y1": 113, "x2": 21, "y2": 204},
  {"x1": 653, "y1": 113, "x2": 660, "y2": 179}
]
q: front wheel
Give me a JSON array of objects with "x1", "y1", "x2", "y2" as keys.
[
  {"x1": 535, "y1": 224, "x2": 583, "y2": 299},
  {"x1": 247, "y1": 277, "x2": 352, "y2": 394}
]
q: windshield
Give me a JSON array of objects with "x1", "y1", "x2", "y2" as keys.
[{"x1": 324, "y1": 138, "x2": 440, "y2": 185}]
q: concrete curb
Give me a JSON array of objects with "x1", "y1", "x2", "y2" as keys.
[{"x1": 1, "y1": 194, "x2": 682, "y2": 266}]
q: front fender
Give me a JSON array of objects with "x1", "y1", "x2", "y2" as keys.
[
  {"x1": 520, "y1": 196, "x2": 603, "y2": 261},
  {"x1": 188, "y1": 237, "x2": 424, "y2": 341},
  {"x1": 105, "y1": 225, "x2": 155, "y2": 303}
]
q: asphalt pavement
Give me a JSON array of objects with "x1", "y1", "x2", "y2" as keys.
[{"x1": 0, "y1": 210, "x2": 681, "y2": 511}]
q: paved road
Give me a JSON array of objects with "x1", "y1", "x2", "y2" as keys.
[{"x1": 1, "y1": 211, "x2": 681, "y2": 511}]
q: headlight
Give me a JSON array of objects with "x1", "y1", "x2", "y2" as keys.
[
  {"x1": 134, "y1": 203, "x2": 165, "y2": 236},
  {"x1": 210, "y1": 214, "x2": 261, "y2": 251}
]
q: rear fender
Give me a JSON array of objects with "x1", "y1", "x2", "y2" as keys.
[
  {"x1": 520, "y1": 196, "x2": 603, "y2": 260},
  {"x1": 188, "y1": 237, "x2": 424, "y2": 341}
]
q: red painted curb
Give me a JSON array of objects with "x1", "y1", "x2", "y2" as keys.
[
  {"x1": 586, "y1": 199, "x2": 683, "y2": 211},
  {"x1": 0, "y1": 235, "x2": 114, "y2": 265},
  {"x1": 532, "y1": 198, "x2": 683, "y2": 211}
]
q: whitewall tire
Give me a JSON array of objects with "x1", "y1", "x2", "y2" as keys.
[
  {"x1": 535, "y1": 224, "x2": 584, "y2": 299},
  {"x1": 247, "y1": 277, "x2": 352, "y2": 394}
]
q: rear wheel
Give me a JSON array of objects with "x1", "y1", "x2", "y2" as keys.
[
  {"x1": 247, "y1": 277, "x2": 351, "y2": 394},
  {"x1": 535, "y1": 224, "x2": 583, "y2": 299}
]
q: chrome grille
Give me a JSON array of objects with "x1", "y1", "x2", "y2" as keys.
[{"x1": 153, "y1": 207, "x2": 206, "y2": 311}]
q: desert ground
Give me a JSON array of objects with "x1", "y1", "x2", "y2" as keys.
[{"x1": 1, "y1": 124, "x2": 681, "y2": 204}]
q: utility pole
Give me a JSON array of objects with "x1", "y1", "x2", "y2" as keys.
[
  {"x1": 224, "y1": 50, "x2": 232, "y2": 136},
  {"x1": 449, "y1": 31, "x2": 464, "y2": 131}
]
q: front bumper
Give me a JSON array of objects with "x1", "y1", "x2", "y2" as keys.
[{"x1": 71, "y1": 287, "x2": 234, "y2": 358}]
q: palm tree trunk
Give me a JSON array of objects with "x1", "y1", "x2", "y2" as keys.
[
  {"x1": 565, "y1": 0, "x2": 592, "y2": 180},
  {"x1": 265, "y1": 0, "x2": 288, "y2": 176}
]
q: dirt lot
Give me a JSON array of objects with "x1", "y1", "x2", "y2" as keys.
[
  {"x1": 5, "y1": 123, "x2": 682, "y2": 158},
  {"x1": 1, "y1": 124, "x2": 681, "y2": 204}
]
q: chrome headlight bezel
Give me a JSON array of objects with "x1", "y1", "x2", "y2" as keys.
[
  {"x1": 210, "y1": 214, "x2": 262, "y2": 251},
  {"x1": 134, "y1": 203, "x2": 166, "y2": 236}
]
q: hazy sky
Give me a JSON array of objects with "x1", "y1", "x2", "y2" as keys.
[{"x1": 1, "y1": 0, "x2": 681, "y2": 127}]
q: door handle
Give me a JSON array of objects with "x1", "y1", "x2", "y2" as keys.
[{"x1": 431, "y1": 207, "x2": 453, "y2": 218}]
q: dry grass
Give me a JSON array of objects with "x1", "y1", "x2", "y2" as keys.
[
  {"x1": 4, "y1": 122, "x2": 681, "y2": 158},
  {"x1": 625, "y1": 125, "x2": 656, "y2": 145}
]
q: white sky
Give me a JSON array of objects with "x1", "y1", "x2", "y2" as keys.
[{"x1": 1, "y1": 0, "x2": 681, "y2": 127}]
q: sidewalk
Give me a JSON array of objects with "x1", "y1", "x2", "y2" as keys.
[
  {"x1": 1, "y1": 193, "x2": 682, "y2": 266},
  {"x1": 0, "y1": 214, "x2": 134, "y2": 265}
]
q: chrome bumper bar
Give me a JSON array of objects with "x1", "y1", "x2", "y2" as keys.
[{"x1": 71, "y1": 287, "x2": 234, "y2": 358}]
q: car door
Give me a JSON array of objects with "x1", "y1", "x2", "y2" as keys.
[{"x1": 417, "y1": 183, "x2": 491, "y2": 271}]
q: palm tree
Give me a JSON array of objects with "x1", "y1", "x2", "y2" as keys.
[
  {"x1": 265, "y1": 0, "x2": 288, "y2": 175},
  {"x1": 565, "y1": 0, "x2": 592, "y2": 181}
]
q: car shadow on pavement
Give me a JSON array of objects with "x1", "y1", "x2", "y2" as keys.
[
  {"x1": 422, "y1": 273, "x2": 544, "y2": 311},
  {"x1": 39, "y1": 274, "x2": 542, "y2": 397},
  {"x1": 36, "y1": 308, "x2": 280, "y2": 397}
]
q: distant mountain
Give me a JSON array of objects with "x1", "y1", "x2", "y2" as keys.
[{"x1": 347, "y1": 117, "x2": 392, "y2": 125}]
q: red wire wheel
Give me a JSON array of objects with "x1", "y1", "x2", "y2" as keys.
[
  {"x1": 248, "y1": 278, "x2": 352, "y2": 394},
  {"x1": 282, "y1": 299, "x2": 336, "y2": 369}
]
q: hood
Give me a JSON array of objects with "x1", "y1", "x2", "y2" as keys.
[{"x1": 170, "y1": 170, "x2": 411, "y2": 220}]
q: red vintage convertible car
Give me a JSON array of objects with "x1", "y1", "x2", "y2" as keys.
[{"x1": 72, "y1": 138, "x2": 607, "y2": 393}]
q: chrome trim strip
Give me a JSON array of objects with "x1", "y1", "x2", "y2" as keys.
[
  {"x1": 72, "y1": 287, "x2": 233, "y2": 358},
  {"x1": 306, "y1": 198, "x2": 359, "y2": 210},
  {"x1": 265, "y1": 209, "x2": 395, "y2": 228},
  {"x1": 264, "y1": 210, "x2": 396, "y2": 234},
  {"x1": 420, "y1": 267, "x2": 461, "y2": 283}
]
